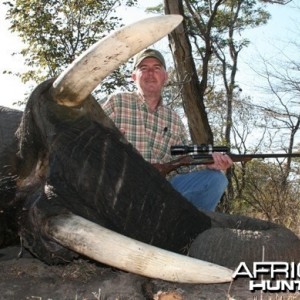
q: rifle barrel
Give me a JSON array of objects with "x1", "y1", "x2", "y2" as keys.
[{"x1": 191, "y1": 153, "x2": 300, "y2": 164}]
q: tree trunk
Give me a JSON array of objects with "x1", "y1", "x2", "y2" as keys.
[{"x1": 164, "y1": 0, "x2": 213, "y2": 144}]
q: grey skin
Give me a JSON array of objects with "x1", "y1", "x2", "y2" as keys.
[
  {"x1": 0, "y1": 106, "x2": 22, "y2": 186},
  {"x1": 0, "y1": 106, "x2": 23, "y2": 247},
  {"x1": 0, "y1": 88, "x2": 299, "y2": 272}
]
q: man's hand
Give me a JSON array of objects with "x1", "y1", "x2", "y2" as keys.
[{"x1": 206, "y1": 152, "x2": 233, "y2": 171}]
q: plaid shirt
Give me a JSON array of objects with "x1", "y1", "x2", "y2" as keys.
[{"x1": 102, "y1": 91, "x2": 189, "y2": 165}]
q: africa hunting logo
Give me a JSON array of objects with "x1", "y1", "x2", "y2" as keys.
[{"x1": 233, "y1": 262, "x2": 300, "y2": 292}]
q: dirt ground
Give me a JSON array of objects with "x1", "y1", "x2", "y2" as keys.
[{"x1": 0, "y1": 246, "x2": 299, "y2": 300}]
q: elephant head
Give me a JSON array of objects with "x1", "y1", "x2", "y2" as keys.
[{"x1": 13, "y1": 15, "x2": 233, "y2": 284}]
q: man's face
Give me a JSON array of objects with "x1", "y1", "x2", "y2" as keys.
[{"x1": 132, "y1": 57, "x2": 168, "y2": 95}]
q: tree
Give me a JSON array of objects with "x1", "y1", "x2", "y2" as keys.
[
  {"x1": 4, "y1": 0, "x2": 137, "y2": 99},
  {"x1": 248, "y1": 1, "x2": 300, "y2": 181},
  {"x1": 232, "y1": 159, "x2": 300, "y2": 234},
  {"x1": 262, "y1": 65, "x2": 299, "y2": 161},
  {"x1": 164, "y1": 0, "x2": 216, "y2": 144},
  {"x1": 161, "y1": 0, "x2": 272, "y2": 147},
  {"x1": 222, "y1": 9, "x2": 300, "y2": 227},
  {"x1": 210, "y1": 0, "x2": 269, "y2": 144},
  {"x1": 162, "y1": 0, "x2": 271, "y2": 211}
]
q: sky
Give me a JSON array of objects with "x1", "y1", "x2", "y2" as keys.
[
  {"x1": 0, "y1": 6, "x2": 28, "y2": 109},
  {"x1": 0, "y1": 1, "x2": 298, "y2": 111},
  {"x1": 236, "y1": 2, "x2": 299, "y2": 99}
]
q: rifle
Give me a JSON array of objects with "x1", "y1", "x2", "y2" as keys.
[{"x1": 170, "y1": 145, "x2": 300, "y2": 165}]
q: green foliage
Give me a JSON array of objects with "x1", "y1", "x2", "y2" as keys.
[
  {"x1": 144, "y1": 4, "x2": 163, "y2": 14},
  {"x1": 214, "y1": 0, "x2": 270, "y2": 31},
  {"x1": 4, "y1": 0, "x2": 137, "y2": 94},
  {"x1": 182, "y1": 0, "x2": 271, "y2": 96}
]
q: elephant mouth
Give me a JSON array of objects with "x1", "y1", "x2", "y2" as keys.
[{"x1": 18, "y1": 15, "x2": 234, "y2": 284}]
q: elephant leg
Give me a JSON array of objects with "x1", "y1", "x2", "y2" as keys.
[{"x1": 188, "y1": 214, "x2": 300, "y2": 270}]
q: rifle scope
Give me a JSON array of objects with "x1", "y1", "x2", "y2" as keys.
[{"x1": 170, "y1": 144, "x2": 230, "y2": 155}]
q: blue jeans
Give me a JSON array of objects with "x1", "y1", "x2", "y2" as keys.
[{"x1": 169, "y1": 169, "x2": 228, "y2": 211}]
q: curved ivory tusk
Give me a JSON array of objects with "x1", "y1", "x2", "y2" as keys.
[
  {"x1": 52, "y1": 15, "x2": 183, "y2": 107},
  {"x1": 45, "y1": 214, "x2": 233, "y2": 284}
]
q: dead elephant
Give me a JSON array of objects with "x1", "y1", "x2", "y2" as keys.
[
  {"x1": 0, "y1": 15, "x2": 299, "y2": 285},
  {"x1": 0, "y1": 106, "x2": 23, "y2": 247}
]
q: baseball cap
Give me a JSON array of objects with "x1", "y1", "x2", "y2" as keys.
[{"x1": 133, "y1": 48, "x2": 166, "y2": 70}]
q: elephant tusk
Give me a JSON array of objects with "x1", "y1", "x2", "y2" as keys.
[
  {"x1": 45, "y1": 214, "x2": 233, "y2": 284},
  {"x1": 52, "y1": 15, "x2": 183, "y2": 107}
]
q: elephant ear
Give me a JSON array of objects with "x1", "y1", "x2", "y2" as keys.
[{"x1": 51, "y1": 15, "x2": 183, "y2": 107}]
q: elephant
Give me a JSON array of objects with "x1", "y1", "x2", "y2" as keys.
[
  {"x1": 0, "y1": 106, "x2": 22, "y2": 197},
  {"x1": 0, "y1": 106, "x2": 23, "y2": 247},
  {"x1": 0, "y1": 15, "x2": 299, "y2": 285}
]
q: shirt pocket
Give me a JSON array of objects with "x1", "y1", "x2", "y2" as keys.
[{"x1": 152, "y1": 130, "x2": 179, "y2": 162}]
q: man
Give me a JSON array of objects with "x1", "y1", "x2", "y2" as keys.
[{"x1": 102, "y1": 48, "x2": 232, "y2": 211}]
